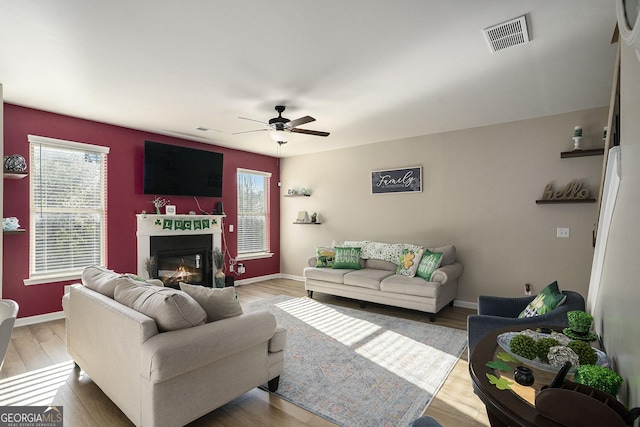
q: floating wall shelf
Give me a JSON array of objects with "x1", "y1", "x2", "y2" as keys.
[
  {"x1": 560, "y1": 148, "x2": 605, "y2": 158},
  {"x1": 535, "y1": 199, "x2": 596, "y2": 204}
]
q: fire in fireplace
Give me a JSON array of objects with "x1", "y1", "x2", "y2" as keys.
[{"x1": 150, "y1": 235, "x2": 212, "y2": 288}]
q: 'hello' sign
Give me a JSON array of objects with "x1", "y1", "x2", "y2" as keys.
[{"x1": 371, "y1": 166, "x2": 422, "y2": 194}]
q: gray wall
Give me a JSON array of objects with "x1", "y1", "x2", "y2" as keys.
[
  {"x1": 280, "y1": 107, "x2": 608, "y2": 305},
  {"x1": 592, "y1": 42, "x2": 640, "y2": 410}
]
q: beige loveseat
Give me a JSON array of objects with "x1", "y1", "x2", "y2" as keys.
[
  {"x1": 304, "y1": 242, "x2": 463, "y2": 321},
  {"x1": 63, "y1": 267, "x2": 286, "y2": 427}
]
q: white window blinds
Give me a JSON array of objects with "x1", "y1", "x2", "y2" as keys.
[
  {"x1": 28, "y1": 135, "x2": 109, "y2": 282},
  {"x1": 237, "y1": 168, "x2": 271, "y2": 254}
]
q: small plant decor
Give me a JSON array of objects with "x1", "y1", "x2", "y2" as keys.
[
  {"x1": 510, "y1": 334, "x2": 537, "y2": 360},
  {"x1": 574, "y1": 365, "x2": 623, "y2": 397},
  {"x1": 144, "y1": 256, "x2": 156, "y2": 278},
  {"x1": 536, "y1": 337, "x2": 560, "y2": 363},
  {"x1": 149, "y1": 196, "x2": 170, "y2": 214},
  {"x1": 567, "y1": 340, "x2": 598, "y2": 366},
  {"x1": 567, "y1": 310, "x2": 594, "y2": 333}
]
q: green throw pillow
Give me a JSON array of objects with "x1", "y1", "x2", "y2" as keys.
[
  {"x1": 416, "y1": 250, "x2": 443, "y2": 281},
  {"x1": 396, "y1": 247, "x2": 424, "y2": 277},
  {"x1": 518, "y1": 281, "x2": 567, "y2": 318},
  {"x1": 332, "y1": 247, "x2": 361, "y2": 270},
  {"x1": 315, "y1": 246, "x2": 336, "y2": 268}
]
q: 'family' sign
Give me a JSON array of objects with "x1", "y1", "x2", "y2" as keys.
[{"x1": 371, "y1": 166, "x2": 422, "y2": 194}]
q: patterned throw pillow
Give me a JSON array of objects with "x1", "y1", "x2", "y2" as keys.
[
  {"x1": 360, "y1": 241, "x2": 403, "y2": 263},
  {"x1": 415, "y1": 250, "x2": 443, "y2": 281},
  {"x1": 315, "y1": 246, "x2": 336, "y2": 268},
  {"x1": 332, "y1": 247, "x2": 362, "y2": 270},
  {"x1": 518, "y1": 281, "x2": 567, "y2": 318},
  {"x1": 396, "y1": 247, "x2": 424, "y2": 277}
]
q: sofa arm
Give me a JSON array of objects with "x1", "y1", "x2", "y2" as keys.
[
  {"x1": 430, "y1": 262, "x2": 463, "y2": 284},
  {"x1": 141, "y1": 310, "x2": 277, "y2": 383},
  {"x1": 269, "y1": 326, "x2": 287, "y2": 353}
]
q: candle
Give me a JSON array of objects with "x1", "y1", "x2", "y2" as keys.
[{"x1": 574, "y1": 126, "x2": 582, "y2": 138}]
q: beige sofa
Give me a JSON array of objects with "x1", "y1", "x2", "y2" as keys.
[
  {"x1": 63, "y1": 267, "x2": 286, "y2": 427},
  {"x1": 304, "y1": 243, "x2": 463, "y2": 321}
]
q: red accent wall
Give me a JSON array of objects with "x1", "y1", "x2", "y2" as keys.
[{"x1": 3, "y1": 104, "x2": 280, "y2": 318}]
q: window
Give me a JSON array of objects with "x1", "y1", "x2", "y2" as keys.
[
  {"x1": 26, "y1": 135, "x2": 109, "y2": 285},
  {"x1": 236, "y1": 168, "x2": 271, "y2": 258}
]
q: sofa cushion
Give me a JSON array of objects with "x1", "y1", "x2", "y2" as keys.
[
  {"x1": 179, "y1": 283, "x2": 243, "y2": 322},
  {"x1": 315, "y1": 246, "x2": 336, "y2": 268},
  {"x1": 332, "y1": 247, "x2": 362, "y2": 269},
  {"x1": 396, "y1": 246, "x2": 424, "y2": 277},
  {"x1": 114, "y1": 281, "x2": 207, "y2": 332},
  {"x1": 416, "y1": 250, "x2": 443, "y2": 281},
  {"x1": 428, "y1": 245, "x2": 456, "y2": 266},
  {"x1": 82, "y1": 266, "x2": 131, "y2": 298},
  {"x1": 518, "y1": 281, "x2": 567, "y2": 318},
  {"x1": 304, "y1": 267, "x2": 354, "y2": 284},
  {"x1": 380, "y1": 275, "x2": 441, "y2": 298},
  {"x1": 343, "y1": 269, "x2": 394, "y2": 290}
]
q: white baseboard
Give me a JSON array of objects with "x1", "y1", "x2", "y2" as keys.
[
  {"x1": 453, "y1": 299, "x2": 477, "y2": 310},
  {"x1": 15, "y1": 311, "x2": 65, "y2": 327}
]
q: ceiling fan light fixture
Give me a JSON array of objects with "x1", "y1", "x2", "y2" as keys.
[{"x1": 269, "y1": 129, "x2": 289, "y2": 143}]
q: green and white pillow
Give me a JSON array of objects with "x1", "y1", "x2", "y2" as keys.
[
  {"x1": 361, "y1": 241, "x2": 403, "y2": 263},
  {"x1": 416, "y1": 250, "x2": 443, "y2": 281},
  {"x1": 315, "y1": 246, "x2": 336, "y2": 268},
  {"x1": 396, "y1": 247, "x2": 424, "y2": 277},
  {"x1": 518, "y1": 281, "x2": 567, "y2": 318},
  {"x1": 332, "y1": 246, "x2": 362, "y2": 270}
]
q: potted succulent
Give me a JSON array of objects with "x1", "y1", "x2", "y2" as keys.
[
  {"x1": 212, "y1": 247, "x2": 225, "y2": 288},
  {"x1": 574, "y1": 365, "x2": 623, "y2": 397}
]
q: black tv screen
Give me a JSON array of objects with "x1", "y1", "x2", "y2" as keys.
[{"x1": 143, "y1": 141, "x2": 223, "y2": 198}]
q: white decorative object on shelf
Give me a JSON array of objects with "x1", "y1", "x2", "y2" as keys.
[
  {"x1": 296, "y1": 211, "x2": 310, "y2": 223},
  {"x1": 572, "y1": 136, "x2": 582, "y2": 151},
  {"x1": 3, "y1": 154, "x2": 27, "y2": 172},
  {"x1": 2, "y1": 217, "x2": 20, "y2": 231}
]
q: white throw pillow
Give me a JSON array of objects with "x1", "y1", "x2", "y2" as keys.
[
  {"x1": 115, "y1": 281, "x2": 206, "y2": 331},
  {"x1": 179, "y1": 283, "x2": 244, "y2": 322}
]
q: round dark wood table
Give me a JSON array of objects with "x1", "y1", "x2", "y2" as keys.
[{"x1": 469, "y1": 325, "x2": 570, "y2": 427}]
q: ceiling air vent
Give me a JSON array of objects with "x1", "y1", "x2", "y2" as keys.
[{"x1": 483, "y1": 15, "x2": 530, "y2": 53}]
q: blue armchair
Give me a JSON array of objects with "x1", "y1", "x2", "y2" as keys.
[{"x1": 467, "y1": 291, "x2": 585, "y2": 357}]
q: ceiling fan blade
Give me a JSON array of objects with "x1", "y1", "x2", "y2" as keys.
[
  {"x1": 292, "y1": 128, "x2": 330, "y2": 137},
  {"x1": 288, "y1": 116, "x2": 315, "y2": 128},
  {"x1": 231, "y1": 128, "x2": 269, "y2": 135},
  {"x1": 238, "y1": 116, "x2": 269, "y2": 125}
]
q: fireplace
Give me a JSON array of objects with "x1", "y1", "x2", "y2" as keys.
[
  {"x1": 151, "y1": 234, "x2": 212, "y2": 288},
  {"x1": 136, "y1": 214, "x2": 225, "y2": 287}
]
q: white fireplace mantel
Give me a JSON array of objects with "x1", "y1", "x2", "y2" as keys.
[{"x1": 136, "y1": 214, "x2": 225, "y2": 278}]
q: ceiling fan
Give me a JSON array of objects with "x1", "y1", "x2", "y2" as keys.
[{"x1": 234, "y1": 105, "x2": 330, "y2": 144}]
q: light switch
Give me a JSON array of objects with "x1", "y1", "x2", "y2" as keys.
[{"x1": 229, "y1": 224, "x2": 234, "y2": 232}]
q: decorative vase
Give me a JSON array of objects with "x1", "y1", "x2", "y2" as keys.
[
  {"x1": 514, "y1": 366, "x2": 535, "y2": 386},
  {"x1": 4, "y1": 154, "x2": 27, "y2": 172},
  {"x1": 214, "y1": 269, "x2": 225, "y2": 288}
]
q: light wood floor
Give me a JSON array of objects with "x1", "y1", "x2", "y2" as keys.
[{"x1": 0, "y1": 279, "x2": 490, "y2": 426}]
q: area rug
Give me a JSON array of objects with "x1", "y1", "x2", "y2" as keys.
[{"x1": 243, "y1": 295, "x2": 467, "y2": 427}]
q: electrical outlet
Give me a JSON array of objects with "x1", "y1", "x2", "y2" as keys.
[
  {"x1": 557, "y1": 227, "x2": 570, "y2": 238},
  {"x1": 229, "y1": 264, "x2": 234, "y2": 272}
]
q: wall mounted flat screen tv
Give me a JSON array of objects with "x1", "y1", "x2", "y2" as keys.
[{"x1": 143, "y1": 141, "x2": 223, "y2": 198}]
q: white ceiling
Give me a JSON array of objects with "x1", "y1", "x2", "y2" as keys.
[{"x1": 0, "y1": 1, "x2": 618, "y2": 157}]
